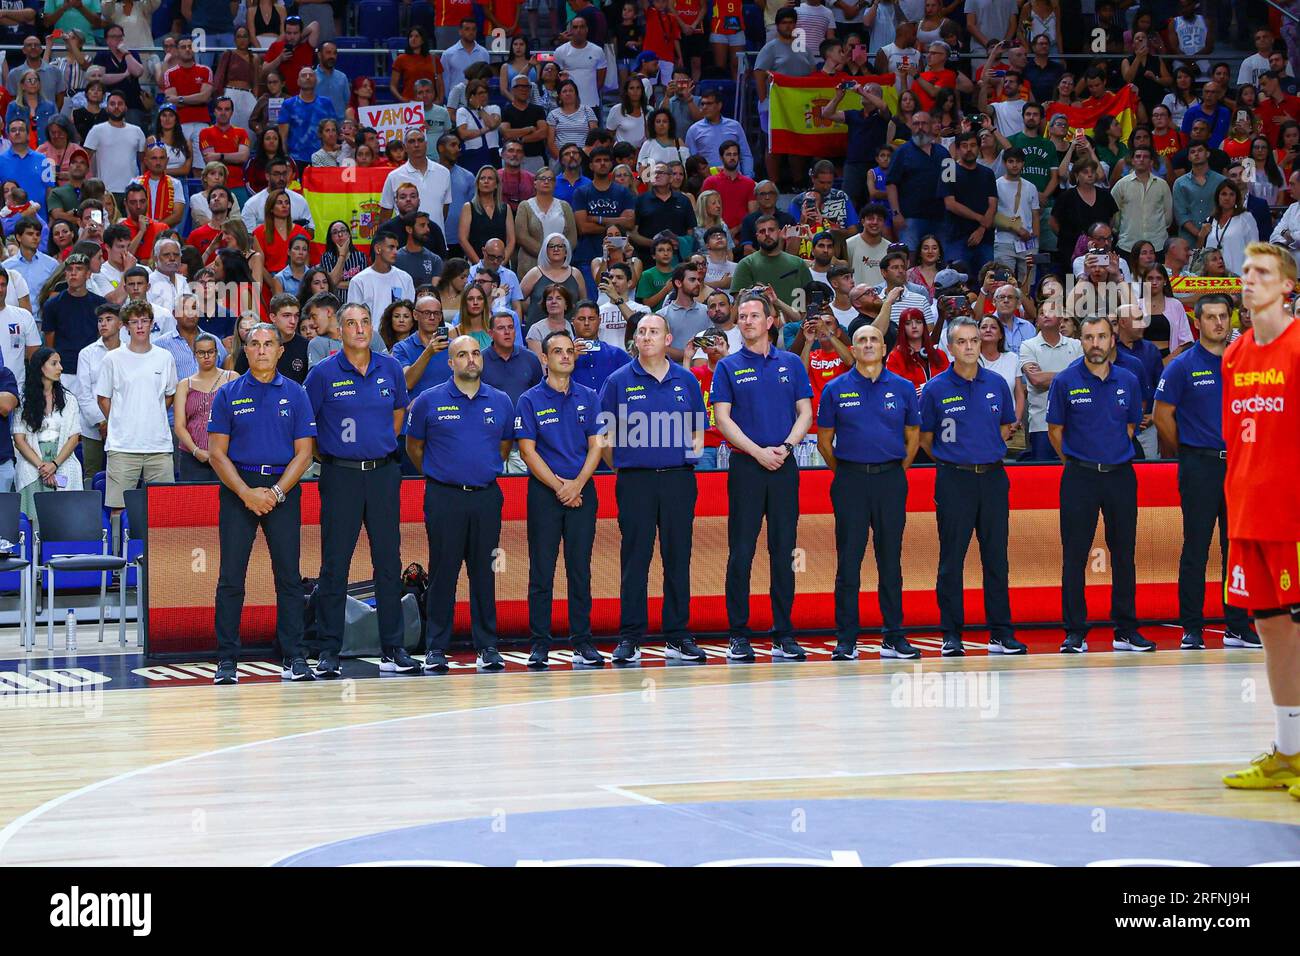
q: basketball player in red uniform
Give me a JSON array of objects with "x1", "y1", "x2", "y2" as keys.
[{"x1": 1221, "y1": 241, "x2": 1300, "y2": 797}]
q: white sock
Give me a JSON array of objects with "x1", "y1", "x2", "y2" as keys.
[{"x1": 1276, "y1": 707, "x2": 1300, "y2": 756}]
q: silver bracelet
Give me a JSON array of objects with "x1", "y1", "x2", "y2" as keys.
[{"x1": 271, "y1": 484, "x2": 286, "y2": 504}]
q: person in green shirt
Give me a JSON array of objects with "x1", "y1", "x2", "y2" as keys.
[
  {"x1": 44, "y1": 0, "x2": 105, "y2": 45},
  {"x1": 46, "y1": 145, "x2": 89, "y2": 228},
  {"x1": 729, "y1": 214, "x2": 812, "y2": 322},
  {"x1": 1001, "y1": 102, "x2": 1060, "y2": 260},
  {"x1": 636, "y1": 232, "x2": 678, "y2": 309}
]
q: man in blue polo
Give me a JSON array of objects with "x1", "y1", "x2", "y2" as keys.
[
  {"x1": 817, "y1": 323, "x2": 920, "y2": 661},
  {"x1": 571, "y1": 300, "x2": 630, "y2": 393},
  {"x1": 919, "y1": 315, "x2": 1027, "y2": 657},
  {"x1": 480, "y1": 310, "x2": 542, "y2": 474},
  {"x1": 1153, "y1": 294, "x2": 1259, "y2": 651},
  {"x1": 598, "y1": 312, "x2": 707, "y2": 664},
  {"x1": 516, "y1": 328, "x2": 606, "y2": 670},
  {"x1": 405, "y1": 334, "x2": 515, "y2": 672},
  {"x1": 392, "y1": 294, "x2": 451, "y2": 474},
  {"x1": 1115, "y1": 303, "x2": 1164, "y2": 458},
  {"x1": 712, "y1": 290, "x2": 813, "y2": 663},
  {"x1": 206, "y1": 322, "x2": 317, "y2": 686},
  {"x1": 1047, "y1": 314, "x2": 1152, "y2": 654},
  {"x1": 304, "y1": 302, "x2": 416, "y2": 679}
]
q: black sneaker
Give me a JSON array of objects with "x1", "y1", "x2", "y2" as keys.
[
  {"x1": 831, "y1": 640, "x2": 858, "y2": 661},
  {"x1": 611, "y1": 640, "x2": 641, "y2": 664},
  {"x1": 527, "y1": 642, "x2": 550, "y2": 670},
  {"x1": 726, "y1": 636, "x2": 755, "y2": 662},
  {"x1": 1113, "y1": 632, "x2": 1156, "y2": 652},
  {"x1": 1224, "y1": 629, "x2": 1263, "y2": 648},
  {"x1": 772, "y1": 637, "x2": 807, "y2": 661},
  {"x1": 990, "y1": 634, "x2": 1028, "y2": 655},
  {"x1": 314, "y1": 652, "x2": 342, "y2": 679},
  {"x1": 941, "y1": 635, "x2": 965, "y2": 657},
  {"x1": 879, "y1": 635, "x2": 921, "y2": 659},
  {"x1": 380, "y1": 647, "x2": 420, "y2": 673},
  {"x1": 283, "y1": 657, "x2": 315, "y2": 681},
  {"x1": 571, "y1": 642, "x2": 606, "y2": 666},
  {"x1": 423, "y1": 649, "x2": 450, "y2": 673},
  {"x1": 214, "y1": 660, "x2": 238, "y2": 685},
  {"x1": 477, "y1": 647, "x2": 506, "y2": 670},
  {"x1": 1180, "y1": 631, "x2": 1205, "y2": 650},
  {"x1": 665, "y1": 637, "x2": 708, "y2": 662},
  {"x1": 1060, "y1": 633, "x2": 1088, "y2": 654}
]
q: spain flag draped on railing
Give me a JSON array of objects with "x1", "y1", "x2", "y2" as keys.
[
  {"x1": 1043, "y1": 86, "x2": 1140, "y2": 142},
  {"x1": 768, "y1": 72, "x2": 901, "y2": 157},
  {"x1": 301, "y1": 166, "x2": 392, "y2": 257}
]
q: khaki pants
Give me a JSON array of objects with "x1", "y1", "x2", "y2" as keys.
[{"x1": 105, "y1": 451, "x2": 174, "y2": 509}]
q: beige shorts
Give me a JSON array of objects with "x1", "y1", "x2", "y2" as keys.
[{"x1": 105, "y1": 451, "x2": 174, "y2": 509}]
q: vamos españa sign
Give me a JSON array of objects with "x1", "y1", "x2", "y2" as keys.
[{"x1": 359, "y1": 101, "x2": 426, "y2": 148}]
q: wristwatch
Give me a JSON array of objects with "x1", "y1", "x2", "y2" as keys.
[
  {"x1": 271, "y1": 484, "x2": 286, "y2": 504},
  {"x1": 782, "y1": 442, "x2": 795, "y2": 456}
]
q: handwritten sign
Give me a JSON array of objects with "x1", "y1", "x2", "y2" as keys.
[{"x1": 358, "y1": 101, "x2": 426, "y2": 148}]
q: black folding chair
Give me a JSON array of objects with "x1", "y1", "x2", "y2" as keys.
[
  {"x1": 34, "y1": 491, "x2": 128, "y2": 649},
  {"x1": 122, "y1": 489, "x2": 148, "y2": 649},
  {"x1": 0, "y1": 492, "x2": 33, "y2": 650}
]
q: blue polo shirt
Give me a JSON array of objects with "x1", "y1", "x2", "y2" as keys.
[
  {"x1": 207, "y1": 372, "x2": 317, "y2": 467},
  {"x1": 1155, "y1": 342, "x2": 1224, "y2": 451},
  {"x1": 817, "y1": 366, "x2": 919, "y2": 464},
  {"x1": 919, "y1": 366, "x2": 1015, "y2": 465},
  {"x1": 480, "y1": 344, "x2": 543, "y2": 403},
  {"x1": 304, "y1": 349, "x2": 409, "y2": 460},
  {"x1": 573, "y1": 338, "x2": 631, "y2": 393},
  {"x1": 514, "y1": 378, "x2": 601, "y2": 480},
  {"x1": 709, "y1": 345, "x2": 814, "y2": 449},
  {"x1": 1045, "y1": 360, "x2": 1144, "y2": 465},
  {"x1": 1180, "y1": 103, "x2": 1231, "y2": 148},
  {"x1": 1117, "y1": 337, "x2": 1163, "y2": 410},
  {"x1": 598, "y1": 358, "x2": 705, "y2": 469},
  {"x1": 391, "y1": 333, "x2": 453, "y2": 401},
  {"x1": 405, "y1": 379, "x2": 514, "y2": 486}
]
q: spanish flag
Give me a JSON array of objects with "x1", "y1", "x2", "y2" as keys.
[
  {"x1": 1044, "y1": 86, "x2": 1139, "y2": 143},
  {"x1": 768, "y1": 72, "x2": 900, "y2": 157},
  {"x1": 301, "y1": 166, "x2": 392, "y2": 257}
]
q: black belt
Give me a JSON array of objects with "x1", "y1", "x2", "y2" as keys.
[
  {"x1": 320, "y1": 452, "x2": 397, "y2": 471},
  {"x1": 427, "y1": 477, "x2": 497, "y2": 492},
  {"x1": 938, "y1": 460, "x2": 1004, "y2": 474},
  {"x1": 234, "y1": 462, "x2": 286, "y2": 476},
  {"x1": 1180, "y1": 445, "x2": 1227, "y2": 461},
  {"x1": 838, "y1": 459, "x2": 902, "y2": 474},
  {"x1": 619, "y1": 465, "x2": 695, "y2": 473},
  {"x1": 1067, "y1": 457, "x2": 1131, "y2": 473}
]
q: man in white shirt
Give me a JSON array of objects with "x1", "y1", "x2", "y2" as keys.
[
  {"x1": 146, "y1": 238, "x2": 191, "y2": 314},
  {"x1": 993, "y1": 147, "x2": 1039, "y2": 286},
  {"x1": 965, "y1": 0, "x2": 1018, "y2": 57},
  {"x1": 83, "y1": 91, "x2": 147, "y2": 196},
  {"x1": 1018, "y1": 299, "x2": 1082, "y2": 460},
  {"x1": 595, "y1": 261, "x2": 648, "y2": 349},
  {"x1": 0, "y1": 267, "x2": 39, "y2": 390},
  {"x1": 1238, "y1": 28, "x2": 1293, "y2": 87},
  {"x1": 845, "y1": 204, "x2": 891, "y2": 287},
  {"x1": 379, "y1": 127, "x2": 451, "y2": 238},
  {"x1": 95, "y1": 299, "x2": 178, "y2": 514},
  {"x1": 74, "y1": 303, "x2": 122, "y2": 489},
  {"x1": 241, "y1": 158, "x2": 315, "y2": 232},
  {"x1": 118, "y1": 267, "x2": 176, "y2": 341},
  {"x1": 346, "y1": 233, "x2": 415, "y2": 331},
  {"x1": 1270, "y1": 170, "x2": 1300, "y2": 271},
  {"x1": 554, "y1": 15, "x2": 608, "y2": 112}
]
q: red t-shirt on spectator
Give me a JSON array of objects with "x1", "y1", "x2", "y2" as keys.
[
  {"x1": 700, "y1": 170, "x2": 756, "y2": 230},
  {"x1": 690, "y1": 364, "x2": 723, "y2": 447},
  {"x1": 198, "y1": 125, "x2": 250, "y2": 188},
  {"x1": 806, "y1": 347, "x2": 848, "y2": 434},
  {"x1": 127, "y1": 217, "x2": 168, "y2": 261},
  {"x1": 1257, "y1": 94, "x2": 1300, "y2": 146},
  {"x1": 435, "y1": 0, "x2": 474, "y2": 26},
  {"x1": 264, "y1": 40, "x2": 316, "y2": 96},
  {"x1": 163, "y1": 63, "x2": 215, "y2": 125},
  {"x1": 913, "y1": 69, "x2": 956, "y2": 112},
  {"x1": 1153, "y1": 129, "x2": 1186, "y2": 164},
  {"x1": 187, "y1": 221, "x2": 223, "y2": 258},
  {"x1": 645, "y1": 7, "x2": 681, "y2": 62},
  {"x1": 253, "y1": 223, "x2": 313, "y2": 273}
]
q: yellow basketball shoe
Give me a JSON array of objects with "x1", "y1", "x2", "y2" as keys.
[{"x1": 1222, "y1": 748, "x2": 1300, "y2": 790}]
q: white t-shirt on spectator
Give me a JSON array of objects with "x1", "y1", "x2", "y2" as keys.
[
  {"x1": 84, "y1": 122, "x2": 147, "y2": 193},
  {"x1": 0, "y1": 304, "x2": 39, "y2": 390},
  {"x1": 554, "y1": 41, "x2": 607, "y2": 111},
  {"x1": 994, "y1": 175, "x2": 1039, "y2": 242},
  {"x1": 990, "y1": 99, "x2": 1027, "y2": 139},
  {"x1": 596, "y1": 293, "x2": 649, "y2": 349},
  {"x1": 346, "y1": 265, "x2": 415, "y2": 331},
  {"x1": 95, "y1": 345, "x2": 178, "y2": 454},
  {"x1": 3, "y1": 269, "x2": 28, "y2": 310},
  {"x1": 966, "y1": 0, "x2": 1018, "y2": 55}
]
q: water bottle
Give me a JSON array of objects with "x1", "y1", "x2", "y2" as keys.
[{"x1": 65, "y1": 609, "x2": 77, "y2": 651}]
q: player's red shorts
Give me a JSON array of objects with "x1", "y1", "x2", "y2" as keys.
[{"x1": 1225, "y1": 538, "x2": 1300, "y2": 612}]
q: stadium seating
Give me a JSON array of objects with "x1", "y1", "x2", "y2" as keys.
[{"x1": 357, "y1": 0, "x2": 402, "y2": 44}]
